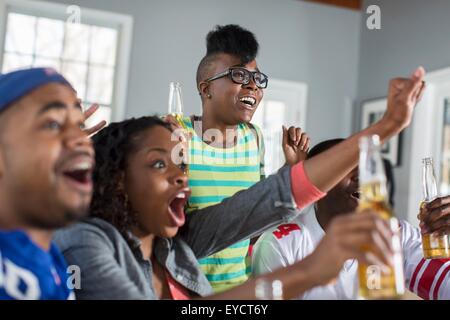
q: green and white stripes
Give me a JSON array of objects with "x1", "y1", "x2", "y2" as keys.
[{"x1": 179, "y1": 116, "x2": 262, "y2": 293}]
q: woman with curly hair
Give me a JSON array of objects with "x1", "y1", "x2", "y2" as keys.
[{"x1": 54, "y1": 104, "x2": 417, "y2": 299}]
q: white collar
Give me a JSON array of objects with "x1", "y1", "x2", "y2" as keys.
[{"x1": 299, "y1": 205, "x2": 326, "y2": 245}]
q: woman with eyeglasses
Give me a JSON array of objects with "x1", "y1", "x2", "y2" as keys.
[
  {"x1": 164, "y1": 24, "x2": 310, "y2": 293},
  {"x1": 54, "y1": 92, "x2": 419, "y2": 298}
]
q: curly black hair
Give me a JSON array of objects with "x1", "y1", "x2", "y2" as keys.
[
  {"x1": 90, "y1": 116, "x2": 170, "y2": 248},
  {"x1": 196, "y1": 24, "x2": 259, "y2": 86}
]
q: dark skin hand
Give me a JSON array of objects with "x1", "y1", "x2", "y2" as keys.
[
  {"x1": 303, "y1": 67, "x2": 426, "y2": 193},
  {"x1": 124, "y1": 127, "x2": 394, "y2": 300},
  {"x1": 162, "y1": 113, "x2": 181, "y2": 132},
  {"x1": 211, "y1": 210, "x2": 394, "y2": 299},
  {"x1": 162, "y1": 114, "x2": 192, "y2": 142},
  {"x1": 163, "y1": 116, "x2": 310, "y2": 163},
  {"x1": 300, "y1": 210, "x2": 394, "y2": 286},
  {"x1": 80, "y1": 102, "x2": 107, "y2": 136},
  {"x1": 418, "y1": 196, "x2": 450, "y2": 235},
  {"x1": 282, "y1": 125, "x2": 310, "y2": 165}
]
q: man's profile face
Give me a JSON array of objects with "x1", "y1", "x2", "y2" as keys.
[{"x1": 325, "y1": 167, "x2": 360, "y2": 214}]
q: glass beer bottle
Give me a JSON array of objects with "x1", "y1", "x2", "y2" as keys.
[
  {"x1": 420, "y1": 157, "x2": 450, "y2": 259},
  {"x1": 168, "y1": 81, "x2": 184, "y2": 121},
  {"x1": 167, "y1": 81, "x2": 189, "y2": 172},
  {"x1": 357, "y1": 135, "x2": 405, "y2": 299}
]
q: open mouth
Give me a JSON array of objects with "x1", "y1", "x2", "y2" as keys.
[
  {"x1": 62, "y1": 161, "x2": 93, "y2": 193},
  {"x1": 168, "y1": 188, "x2": 191, "y2": 227},
  {"x1": 350, "y1": 191, "x2": 361, "y2": 200},
  {"x1": 239, "y1": 96, "x2": 257, "y2": 108}
]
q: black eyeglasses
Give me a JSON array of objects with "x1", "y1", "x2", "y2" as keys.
[{"x1": 204, "y1": 67, "x2": 269, "y2": 89}]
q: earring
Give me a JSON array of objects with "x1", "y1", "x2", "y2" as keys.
[{"x1": 207, "y1": 93, "x2": 212, "y2": 98}]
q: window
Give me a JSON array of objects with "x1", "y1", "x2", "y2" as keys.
[
  {"x1": 0, "y1": 0, "x2": 133, "y2": 127},
  {"x1": 252, "y1": 79, "x2": 308, "y2": 175},
  {"x1": 253, "y1": 100, "x2": 287, "y2": 176}
]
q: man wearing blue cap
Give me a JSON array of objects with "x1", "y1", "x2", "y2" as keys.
[{"x1": 0, "y1": 67, "x2": 96, "y2": 299}]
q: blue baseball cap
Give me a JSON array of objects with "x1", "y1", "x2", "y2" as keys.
[{"x1": 0, "y1": 67, "x2": 74, "y2": 112}]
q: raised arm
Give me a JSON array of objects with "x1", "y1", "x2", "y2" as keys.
[
  {"x1": 181, "y1": 68, "x2": 426, "y2": 259},
  {"x1": 206, "y1": 211, "x2": 394, "y2": 300},
  {"x1": 303, "y1": 67, "x2": 426, "y2": 192},
  {"x1": 180, "y1": 165, "x2": 301, "y2": 258}
]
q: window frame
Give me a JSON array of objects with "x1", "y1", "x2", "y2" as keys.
[
  {"x1": 0, "y1": 0, "x2": 133, "y2": 122},
  {"x1": 408, "y1": 67, "x2": 450, "y2": 225},
  {"x1": 252, "y1": 78, "x2": 308, "y2": 175}
]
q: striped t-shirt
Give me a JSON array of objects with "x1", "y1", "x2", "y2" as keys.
[{"x1": 179, "y1": 116, "x2": 264, "y2": 293}]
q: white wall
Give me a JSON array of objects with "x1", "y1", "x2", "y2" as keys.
[
  {"x1": 356, "y1": 0, "x2": 450, "y2": 221},
  {"x1": 40, "y1": 0, "x2": 360, "y2": 143}
]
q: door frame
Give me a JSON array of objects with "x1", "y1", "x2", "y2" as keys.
[{"x1": 408, "y1": 67, "x2": 450, "y2": 224}]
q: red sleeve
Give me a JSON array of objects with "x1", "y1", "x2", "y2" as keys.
[
  {"x1": 290, "y1": 161, "x2": 326, "y2": 209},
  {"x1": 410, "y1": 258, "x2": 450, "y2": 300}
]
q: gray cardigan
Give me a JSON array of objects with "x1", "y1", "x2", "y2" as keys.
[{"x1": 54, "y1": 165, "x2": 299, "y2": 299}]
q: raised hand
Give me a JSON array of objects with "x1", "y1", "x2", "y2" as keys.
[
  {"x1": 382, "y1": 66, "x2": 426, "y2": 134},
  {"x1": 282, "y1": 125, "x2": 310, "y2": 165},
  {"x1": 82, "y1": 103, "x2": 107, "y2": 136}
]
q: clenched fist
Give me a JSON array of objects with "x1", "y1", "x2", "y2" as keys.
[
  {"x1": 282, "y1": 125, "x2": 310, "y2": 165},
  {"x1": 382, "y1": 66, "x2": 426, "y2": 134}
]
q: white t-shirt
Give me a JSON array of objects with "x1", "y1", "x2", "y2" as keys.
[{"x1": 252, "y1": 205, "x2": 450, "y2": 300}]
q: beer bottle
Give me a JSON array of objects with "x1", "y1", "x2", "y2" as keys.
[
  {"x1": 255, "y1": 279, "x2": 283, "y2": 300},
  {"x1": 168, "y1": 82, "x2": 183, "y2": 119},
  {"x1": 421, "y1": 157, "x2": 450, "y2": 259},
  {"x1": 358, "y1": 135, "x2": 405, "y2": 299},
  {"x1": 167, "y1": 81, "x2": 189, "y2": 172}
]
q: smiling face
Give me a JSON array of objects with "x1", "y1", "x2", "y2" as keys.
[
  {"x1": 0, "y1": 83, "x2": 94, "y2": 230},
  {"x1": 322, "y1": 167, "x2": 360, "y2": 215},
  {"x1": 123, "y1": 125, "x2": 190, "y2": 239},
  {"x1": 201, "y1": 53, "x2": 264, "y2": 125}
]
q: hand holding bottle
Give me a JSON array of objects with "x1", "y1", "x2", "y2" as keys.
[
  {"x1": 163, "y1": 82, "x2": 192, "y2": 143},
  {"x1": 302, "y1": 210, "x2": 394, "y2": 287},
  {"x1": 418, "y1": 157, "x2": 450, "y2": 259},
  {"x1": 419, "y1": 196, "x2": 450, "y2": 236}
]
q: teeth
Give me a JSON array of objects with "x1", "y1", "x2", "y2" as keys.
[
  {"x1": 352, "y1": 191, "x2": 361, "y2": 198},
  {"x1": 176, "y1": 192, "x2": 186, "y2": 199},
  {"x1": 239, "y1": 96, "x2": 256, "y2": 105},
  {"x1": 68, "y1": 162, "x2": 92, "y2": 171}
]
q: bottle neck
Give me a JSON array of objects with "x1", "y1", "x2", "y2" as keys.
[
  {"x1": 359, "y1": 137, "x2": 388, "y2": 201},
  {"x1": 422, "y1": 163, "x2": 438, "y2": 202}
]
